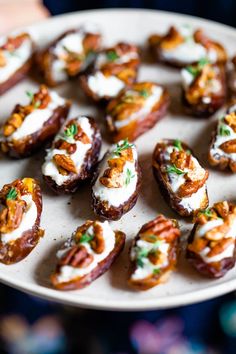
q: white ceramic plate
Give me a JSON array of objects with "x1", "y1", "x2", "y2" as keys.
[{"x1": 1, "y1": 9, "x2": 236, "y2": 311}]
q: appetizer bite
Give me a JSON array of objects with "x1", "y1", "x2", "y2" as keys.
[
  {"x1": 187, "y1": 201, "x2": 236, "y2": 278},
  {"x1": 80, "y1": 42, "x2": 140, "y2": 102},
  {"x1": 208, "y1": 104, "x2": 236, "y2": 172},
  {"x1": 0, "y1": 32, "x2": 34, "y2": 95},
  {"x1": 106, "y1": 82, "x2": 169, "y2": 143},
  {"x1": 181, "y1": 58, "x2": 226, "y2": 117},
  {"x1": 0, "y1": 85, "x2": 70, "y2": 158},
  {"x1": 148, "y1": 25, "x2": 227, "y2": 68},
  {"x1": 92, "y1": 139, "x2": 141, "y2": 220},
  {"x1": 0, "y1": 178, "x2": 43, "y2": 264},
  {"x1": 128, "y1": 215, "x2": 180, "y2": 291},
  {"x1": 42, "y1": 116, "x2": 102, "y2": 193},
  {"x1": 152, "y1": 139, "x2": 209, "y2": 217},
  {"x1": 51, "y1": 220, "x2": 125, "y2": 290},
  {"x1": 36, "y1": 27, "x2": 102, "y2": 86}
]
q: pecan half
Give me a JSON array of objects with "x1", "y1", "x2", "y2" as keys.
[
  {"x1": 59, "y1": 245, "x2": 94, "y2": 268},
  {"x1": 207, "y1": 237, "x2": 234, "y2": 258},
  {"x1": 219, "y1": 139, "x2": 236, "y2": 154},
  {"x1": 0, "y1": 199, "x2": 26, "y2": 234},
  {"x1": 90, "y1": 222, "x2": 105, "y2": 254},
  {"x1": 54, "y1": 139, "x2": 77, "y2": 154},
  {"x1": 159, "y1": 26, "x2": 184, "y2": 50},
  {"x1": 140, "y1": 215, "x2": 180, "y2": 243},
  {"x1": 224, "y1": 112, "x2": 236, "y2": 132},
  {"x1": 53, "y1": 154, "x2": 77, "y2": 174}
]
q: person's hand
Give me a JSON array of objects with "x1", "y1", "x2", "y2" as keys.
[{"x1": 0, "y1": 0, "x2": 49, "y2": 34}]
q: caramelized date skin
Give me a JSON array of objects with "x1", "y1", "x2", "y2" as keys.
[
  {"x1": 51, "y1": 230, "x2": 125, "y2": 290},
  {"x1": 0, "y1": 179, "x2": 43, "y2": 265},
  {"x1": 43, "y1": 117, "x2": 102, "y2": 194},
  {"x1": 186, "y1": 224, "x2": 236, "y2": 278},
  {"x1": 152, "y1": 139, "x2": 209, "y2": 217},
  {"x1": 1, "y1": 102, "x2": 70, "y2": 159},
  {"x1": 92, "y1": 163, "x2": 141, "y2": 221}
]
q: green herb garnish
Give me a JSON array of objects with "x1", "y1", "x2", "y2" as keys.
[
  {"x1": 139, "y1": 89, "x2": 150, "y2": 98},
  {"x1": 106, "y1": 50, "x2": 119, "y2": 62},
  {"x1": 153, "y1": 268, "x2": 161, "y2": 275},
  {"x1": 199, "y1": 208, "x2": 214, "y2": 218},
  {"x1": 125, "y1": 168, "x2": 135, "y2": 186},
  {"x1": 136, "y1": 248, "x2": 149, "y2": 268},
  {"x1": 79, "y1": 232, "x2": 94, "y2": 244},
  {"x1": 166, "y1": 164, "x2": 185, "y2": 175},
  {"x1": 64, "y1": 124, "x2": 78, "y2": 139},
  {"x1": 6, "y1": 187, "x2": 18, "y2": 200},
  {"x1": 186, "y1": 57, "x2": 210, "y2": 77},
  {"x1": 113, "y1": 139, "x2": 134, "y2": 156},
  {"x1": 219, "y1": 124, "x2": 231, "y2": 137},
  {"x1": 26, "y1": 90, "x2": 34, "y2": 101},
  {"x1": 173, "y1": 139, "x2": 182, "y2": 151}
]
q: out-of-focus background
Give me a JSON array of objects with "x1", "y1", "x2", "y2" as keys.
[{"x1": 0, "y1": 1, "x2": 236, "y2": 354}]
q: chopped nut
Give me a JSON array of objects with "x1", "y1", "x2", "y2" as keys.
[
  {"x1": 90, "y1": 222, "x2": 105, "y2": 254},
  {"x1": 0, "y1": 50, "x2": 6, "y2": 67},
  {"x1": 214, "y1": 201, "x2": 229, "y2": 218},
  {"x1": 219, "y1": 139, "x2": 236, "y2": 153},
  {"x1": 0, "y1": 199, "x2": 26, "y2": 234},
  {"x1": 53, "y1": 154, "x2": 77, "y2": 174},
  {"x1": 54, "y1": 139, "x2": 77, "y2": 154},
  {"x1": 224, "y1": 112, "x2": 236, "y2": 132},
  {"x1": 207, "y1": 237, "x2": 234, "y2": 258}
]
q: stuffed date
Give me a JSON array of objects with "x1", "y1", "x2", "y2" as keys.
[
  {"x1": 208, "y1": 104, "x2": 236, "y2": 172},
  {"x1": 36, "y1": 27, "x2": 102, "y2": 86},
  {"x1": 80, "y1": 42, "x2": 140, "y2": 102},
  {"x1": 92, "y1": 139, "x2": 141, "y2": 220},
  {"x1": 181, "y1": 59, "x2": 226, "y2": 117},
  {"x1": 0, "y1": 85, "x2": 70, "y2": 158},
  {"x1": 148, "y1": 25, "x2": 227, "y2": 68},
  {"x1": 51, "y1": 220, "x2": 126, "y2": 290},
  {"x1": 42, "y1": 116, "x2": 102, "y2": 193},
  {"x1": 0, "y1": 32, "x2": 34, "y2": 95},
  {"x1": 128, "y1": 215, "x2": 180, "y2": 291},
  {"x1": 0, "y1": 178, "x2": 43, "y2": 264},
  {"x1": 152, "y1": 139, "x2": 209, "y2": 217},
  {"x1": 187, "y1": 201, "x2": 236, "y2": 278},
  {"x1": 106, "y1": 82, "x2": 169, "y2": 143}
]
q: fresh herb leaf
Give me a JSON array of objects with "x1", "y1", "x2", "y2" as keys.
[
  {"x1": 185, "y1": 57, "x2": 210, "y2": 78},
  {"x1": 136, "y1": 248, "x2": 149, "y2": 268},
  {"x1": 9, "y1": 51, "x2": 20, "y2": 58},
  {"x1": 125, "y1": 168, "x2": 135, "y2": 186},
  {"x1": 6, "y1": 187, "x2": 18, "y2": 200},
  {"x1": 219, "y1": 124, "x2": 231, "y2": 137},
  {"x1": 64, "y1": 124, "x2": 78, "y2": 139},
  {"x1": 106, "y1": 50, "x2": 119, "y2": 62},
  {"x1": 113, "y1": 139, "x2": 134, "y2": 156},
  {"x1": 26, "y1": 90, "x2": 34, "y2": 101},
  {"x1": 173, "y1": 139, "x2": 182, "y2": 151},
  {"x1": 79, "y1": 232, "x2": 94, "y2": 244},
  {"x1": 199, "y1": 208, "x2": 214, "y2": 218},
  {"x1": 153, "y1": 268, "x2": 161, "y2": 275},
  {"x1": 166, "y1": 164, "x2": 185, "y2": 175},
  {"x1": 139, "y1": 89, "x2": 150, "y2": 98}
]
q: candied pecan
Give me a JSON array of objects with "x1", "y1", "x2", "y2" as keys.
[
  {"x1": 170, "y1": 150, "x2": 192, "y2": 170},
  {"x1": 140, "y1": 215, "x2": 180, "y2": 243},
  {"x1": 0, "y1": 199, "x2": 26, "y2": 234},
  {"x1": 59, "y1": 245, "x2": 94, "y2": 268},
  {"x1": 3, "y1": 113, "x2": 24, "y2": 137},
  {"x1": 33, "y1": 85, "x2": 51, "y2": 109},
  {"x1": 83, "y1": 33, "x2": 101, "y2": 53},
  {"x1": 0, "y1": 50, "x2": 6, "y2": 67},
  {"x1": 74, "y1": 126, "x2": 90, "y2": 144},
  {"x1": 219, "y1": 139, "x2": 236, "y2": 154},
  {"x1": 160, "y1": 26, "x2": 184, "y2": 50},
  {"x1": 100, "y1": 167, "x2": 124, "y2": 188},
  {"x1": 148, "y1": 34, "x2": 162, "y2": 46},
  {"x1": 53, "y1": 154, "x2": 77, "y2": 174},
  {"x1": 205, "y1": 222, "x2": 230, "y2": 241},
  {"x1": 178, "y1": 171, "x2": 208, "y2": 198},
  {"x1": 108, "y1": 157, "x2": 126, "y2": 172},
  {"x1": 188, "y1": 237, "x2": 208, "y2": 253},
  {"x1": 224, "y1": 112, "x2": 236, "y2": 132},
  {"x1": 75, "y1": 221, "x2": 94, "y2": 241},
  {"x1": 54, "y1": 139, "x2": 77, "y2": 154},
  {"x1": 1, "y1": 33, "x2": 28, "y2": 51},
  {"x1": 207, "y1": 237, "x2": 234, "y2": 258},
  {"x1": 66, "y1": 58, "x2": 83, "y2": 76},
  {"x1": 90, "y1": 222, "x2": 105, "y2": 254},
  {"x1": 119, "y1": 147, "x2": 134, "y2": 162},
  {"x1": 214, "y1": 201, "x2": 229, "y2": 218},
  {"x1": 194, "y1": 30, "x2": 227, "y2": 63}
]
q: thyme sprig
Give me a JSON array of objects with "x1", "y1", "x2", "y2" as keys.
[{"x1": 6, "y1": 187, "x2": 18, "y2": 200}]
